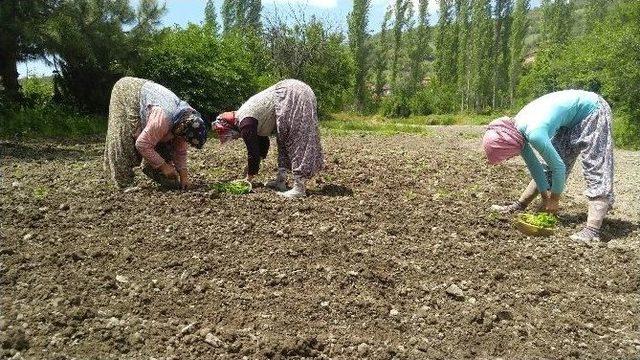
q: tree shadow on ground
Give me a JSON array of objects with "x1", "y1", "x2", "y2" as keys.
[
  {"x1": 0, "y1": 141, "x2": 99, "y2": 161},
  {"x1": 309, "y1": 184, "x2": 353, "y2": 197},
  {"x1": 561, "y1": 212, "x2": 639, "y2": 240}
]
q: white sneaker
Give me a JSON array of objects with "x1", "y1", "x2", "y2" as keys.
[
  {"x1": 277, "y1": 177, "x2": 306, "y2": 198},
  {"x1": 570, "y1": 228, "x2": 601, "y2": 243},
  {"x1": 490, "y1": 202, "x2": 524, "y2": 214},
  {"x1": 277, "y1": 187, "x2": 306, "y2": 198}
]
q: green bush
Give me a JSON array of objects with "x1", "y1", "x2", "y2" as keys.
[
  {"x1": 409, "y1": 89, "x2": 435, "y2": 116},
  {"x1": 613, "y1": 112, "x2": 640, "y2": 151},
  {"x1": 409, "y1": 82, "x2": 458, "y2": 116},
  {"x1": 380, "y1": 93, "x2": 411, "y2": 118},
  {"x1": 0, "y1": 105, "x2": 106, "y2": 139},
  {"x1": 21, "y1": 77, "x2": 54, "y2": 108},
  {"x1": 0, "y1": 76, "x2": 105, "y2": 139},
  {"x1": 136, "y1": 25, "x2": 260, "y2": 116}
]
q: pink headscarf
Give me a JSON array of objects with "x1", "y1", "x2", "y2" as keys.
[
  {"x1": 482, "y1": 116, "x2": 525, "y2": 164},
  {"x1": 213, "y1": 111, "x2": 241, "y2": 144}
]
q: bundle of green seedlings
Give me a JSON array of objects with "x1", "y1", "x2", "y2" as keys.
[
  {"x1": 520, "y1": 212, "x2": 558, "y2": 229},
  {"x1": 211, "y1": 181, "x2": 251, "y2": 195}
]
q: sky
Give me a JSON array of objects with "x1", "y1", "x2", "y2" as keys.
[{"x1": 18, "y1": 0, "x2": 540, "y2": 78}]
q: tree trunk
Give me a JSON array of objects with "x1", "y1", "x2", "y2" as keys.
[{"x1": 0, "y1": 0, "x2": 21, "y2": 103}]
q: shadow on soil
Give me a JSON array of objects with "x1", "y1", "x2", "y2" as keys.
[
  {"x1": 310, "y1": 184, "x2": 354, "y2": 197},
  {"x1": 0, "y1": 141, "x2": 99, "y2": 161},
  {"x1": 561, "y1": 212, "x2": 639, "y2": 240}
]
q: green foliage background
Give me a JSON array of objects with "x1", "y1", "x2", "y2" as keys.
[
  {"x1": 135, "y1": 25, "x2": 260, "y2": 117},
  {"x1": 0, "y1": 0, "x2": 638, "y2": 148}
]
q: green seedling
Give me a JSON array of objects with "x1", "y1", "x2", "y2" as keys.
[
  {"x1": 33, "y1": 186, "x2": 49, "y2": 200},
  {"x1": 211, "y1": 181, "x2": 251, "y2": 195},
  {"x1": 520, "y1": 212, "x2": 558, "y2": 229}
]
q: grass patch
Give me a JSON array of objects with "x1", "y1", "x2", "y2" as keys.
[
  {"x1": 323, "y1": 112, "x2": 493, "y2": 136},
  {"x1": 0, "y1": 105, "x2": 106, "y2": 139},
  {"x1": 32, "y1": 186, "x2": 49, "y2": 200},
  {"x1": 322, "y1": 113, "x2": 434, "y2": 135}
]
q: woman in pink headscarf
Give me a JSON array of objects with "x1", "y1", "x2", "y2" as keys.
[{"x1": 483, "y1": 90, "x2": 615, "y2": 242}]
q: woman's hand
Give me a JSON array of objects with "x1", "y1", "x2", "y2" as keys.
[
  {"x1": 541, "y1": 191, "x2": 561, "y2": 213},
  {"x1": 179, "y1": 170, "x2": 190, "y2": 190},
  {"x1": 160, "y1": 163, "x2": 179, "y2": 181}
]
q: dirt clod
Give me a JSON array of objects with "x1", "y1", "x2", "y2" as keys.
[{"x1": 446, "y1": 284, "x2": 465, "y2": 300}]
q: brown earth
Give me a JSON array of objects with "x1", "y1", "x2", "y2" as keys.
[{"x1": 1, "y1": 127, "x2": 639, "y2": 359}]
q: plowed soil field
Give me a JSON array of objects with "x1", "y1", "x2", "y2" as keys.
[{"x1": 1, "y1": 127, "x2": 638, "y2": 359}]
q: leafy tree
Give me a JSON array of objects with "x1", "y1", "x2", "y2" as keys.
[
  {"x1": 132, "y1": 0, "x2": 166, "y2": 38},
  {"x1": 263, "y1": 14, "x2": 353, "y2": 113},
  {"x1": 373, "y1": 8, "x2": 391, "y2": 100},
  {"x1": 518, "y1": 0, "x2": 640, "y2": 148},
  {"x1": 455, "y1": 0, "x2": 471, "y2": 110},
  {"x1": 508, "y1": 0, "x2": 529, "y2": 106},
  {"x1": 43, "y1": 0, "x2": 165, "y2": 114},
  {"x1": 407, "y1": 0, "x2": 430, "y2": 93},
  {"x1": 348, "y1": 0, "x2": 371, "y2": 112},
  {"x1": 136, "y1": 24, "x2": 259, "y2": 116},
  {"x1": 584, "y1": 0, "x2": 608, "y2": 33},
  {"x1": 0, "y1": 0, "x2": 59, "y2": 103},
  {"x1": 434, "y1": 0, "x2": 456, "y2": 84},
  {"x1": 390, "y1": 0, "x2": 413, "y2": 86},
  {"x1": 468, "y1": 0, "x2": 493, "y2": 110}
]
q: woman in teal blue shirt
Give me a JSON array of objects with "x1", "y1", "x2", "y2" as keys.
[{"x1": 483, "y1": 90, "x2": 615, "y2": 242}]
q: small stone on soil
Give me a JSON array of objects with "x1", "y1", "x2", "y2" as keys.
[
  {"x1": 181, "y1": 323, "x2": 197, "y2": 335},
  {"x1": 389, "y1": 309, "x2": 399, "y2": 316},
  {"x1": 446, "y1": 284, "x2": 465, "y2": 300},
  {"x1": 115, "y1": 275, "x2": 129, "y2": 283},
  {"x1": 204, "y1": 333, "x2": 222, "y2": 348}
]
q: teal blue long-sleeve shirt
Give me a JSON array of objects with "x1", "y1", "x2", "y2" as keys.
[{"x1": 514, "y1": 90, "x2": 600, "y2": 194}]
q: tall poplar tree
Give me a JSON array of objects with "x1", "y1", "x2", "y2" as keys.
[
  {"x1": 221, "y1": 0, "x2": 235, "y2": 34},
  {"x1": 348, "y1": 0, "x2": 371, "y2": 111},
  {"x1": 491, "y1": 0, "x2": 513, "y2": 108},
  {"x1": 222, "y1": 0, "x2": 262, "y2": 34},
  {"x1": 508, "y1": 0, "x2": 529, "y2": 105},
  {"x1": 407, "y1": 0, "x2": 430, "y2": 92},
  {"x1": 542, "y1": 0, "x2": 573, "y2": 45},
  {"x1": 244, "y1": 0, "x2": 262, "y2": 32},
  {"x1": 455, "y1": 0, "x2": 471, "y2": 110},
  {"x1": 204, "y1": 0, "x2": 219, "y2": 36},
  {"x1": 435, "y1": 0, "x2": 456, "y2": 84},
  {"x1": 468, "y1": 0, "x2": 493, "y2": 110},
  {"x1": 391, "y1": 0, "x2": 412, "y2": 86},
  {"x1": 373, "y1": 8, "x2": 391, "y2": 99}
]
